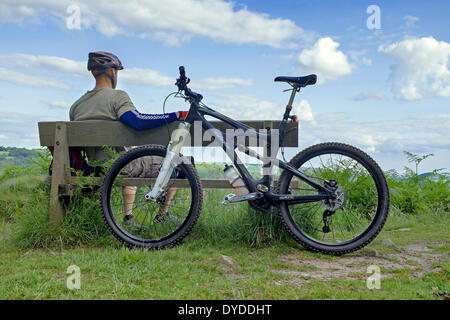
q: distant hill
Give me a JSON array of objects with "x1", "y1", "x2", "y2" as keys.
[
  {"x1": 0, "y1": 146, "x2": 43, "y2": 168},
  {"x1": 3, "y1": 146, "x2": 445, "y2": 182},
  {"x1": 419, "y1": 172, "x2": 450, "y2": 181},
  {"x1": 0, "y1": 147, "x2": 273, "y2": 179}
]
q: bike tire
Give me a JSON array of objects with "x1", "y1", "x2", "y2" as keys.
[
  {"x1": 100, "y1": 145, "x2": 203, "y2": 249},
  {"x1": 277, "y1": 142, "x2": 390, "y2": 255}
]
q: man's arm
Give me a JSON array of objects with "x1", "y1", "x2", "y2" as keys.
[
  {"x1": 114, "y1": 90, "x2": 187, "y2": 130},
  {"x1": 119, "y1": 109, "x2": 186, "y2": 131}
]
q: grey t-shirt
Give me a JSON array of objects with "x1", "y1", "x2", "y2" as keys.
[{"x1": 69, "y1": 87, "x2": 136, "y2": 165}]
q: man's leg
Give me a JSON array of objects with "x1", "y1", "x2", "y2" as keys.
[
  {"x1": 122, "y1": 186, "x2": 136, "y2": 218},
  {"x1": 158, "y1": 187, "x2": 177, "y2": 215},
  {"x1": 122, "y1": 156, "x2": 177, "y2": 218}
]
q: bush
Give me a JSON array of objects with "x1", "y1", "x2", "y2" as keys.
[
  {"x1": 0, "y1": 147, "x2": 448, "y2": 249},
  {"x1": 386, "y1": 169, "x2": 449, "y2": 214}
]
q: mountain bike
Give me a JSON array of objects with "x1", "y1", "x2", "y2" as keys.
[{"x1": 100, "y1": 66, "x2": 390, "y2": 255}]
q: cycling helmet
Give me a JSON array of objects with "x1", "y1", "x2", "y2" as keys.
[{"x1": 87, "y1": 51, "x2": 123, "y2": 76}]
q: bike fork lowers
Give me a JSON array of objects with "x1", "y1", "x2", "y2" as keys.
[{"x1": 145, "y1": 122, "x2": 191, "y2": 201}]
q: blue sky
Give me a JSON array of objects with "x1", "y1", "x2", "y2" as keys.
[{"x1": 0, "y1": 0, "x2": 449, "y2": 173}]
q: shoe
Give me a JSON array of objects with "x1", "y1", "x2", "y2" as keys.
[
  {"x1": 153, "y1": 212, "x2": 183, "y2": 224},
  {"x1": 123, "y1": 215, "x2": 140, "y2": 229}
]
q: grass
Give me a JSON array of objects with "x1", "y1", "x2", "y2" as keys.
[
  {"x1": 0, "y1": 184, "x2": 448, "y2": 299},
  {"x1": 0, "y1": 211, "x2": 448, "y2": 299},
  {"x1": 0, "y1": 150, "x2": 448, "y2": 299}
]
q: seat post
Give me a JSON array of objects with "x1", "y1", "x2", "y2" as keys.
[
  {"x1": 281, "y1": 86, "x2": 299, "y2": 123},
  {"x1": 287, "y1": 86, "x2": 299, "y2": 107}
]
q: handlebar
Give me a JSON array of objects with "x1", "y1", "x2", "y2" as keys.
[{"x1": 175, "y1": 66, "x2": 203, "y2": 103}]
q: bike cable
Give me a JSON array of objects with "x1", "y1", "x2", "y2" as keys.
[{"x1": 162, "y1": 91, "x2": 183, "y2": 141}]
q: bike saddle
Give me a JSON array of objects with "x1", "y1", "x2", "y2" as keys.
[{"x1": 274, "y1": 74, "x2": 317, "y2": 87}]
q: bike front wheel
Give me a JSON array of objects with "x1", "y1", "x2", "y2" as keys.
[
  {"x1": 277, "y1": 142, "x2": 390, "y2": 255},
  {"x1": 100, "y1": 145, "x2": 203, "y2": 249}
]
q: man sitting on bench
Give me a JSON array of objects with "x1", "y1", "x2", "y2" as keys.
[{"x1": 69, "y1": 51, "x2": 186, "y2": 226}]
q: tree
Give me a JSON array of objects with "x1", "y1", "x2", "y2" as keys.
[{"x1": 403, "y1": 151, "x2": 434, "y2": 175}]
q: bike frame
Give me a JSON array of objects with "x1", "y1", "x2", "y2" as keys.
[{"x1": 146, "y1": 86, "x2": 336, "y2": 206}]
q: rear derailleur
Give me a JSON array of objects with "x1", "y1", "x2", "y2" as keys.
[{"x1": 322, "y1": 210, "x2": 335, "y2": 233}]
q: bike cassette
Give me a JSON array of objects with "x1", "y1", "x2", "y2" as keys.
[{"x1": 322, "y1": 181, "x2": 345, "y2": 211}]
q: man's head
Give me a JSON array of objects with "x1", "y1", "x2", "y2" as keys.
[{"x1": 87, "y1": 51, "x2": 123, "y2": 89}]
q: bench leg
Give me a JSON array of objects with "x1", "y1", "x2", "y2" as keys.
[{"x1": 49, "y1": 122, "x2": 71, "y2": 226}]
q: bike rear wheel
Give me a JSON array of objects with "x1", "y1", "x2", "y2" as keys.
[
  {"x1": 100, "y1": 145, "x2": 202, "y2": 249},
  {"x1": 277, "y1": 142, "x2": 390, "y2": 255}
]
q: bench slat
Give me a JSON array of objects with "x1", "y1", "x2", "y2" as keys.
[{"x1": 45, "y1": 176, "x2": 234, "y2": 190}]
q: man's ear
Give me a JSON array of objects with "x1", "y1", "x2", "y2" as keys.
[{"x1": 109, "y1": 68, "x2": 116, "y2": 77}]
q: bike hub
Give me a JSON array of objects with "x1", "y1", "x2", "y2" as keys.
[{"x1": 322, "y1": 180, "x2": 345, "y2": 211}]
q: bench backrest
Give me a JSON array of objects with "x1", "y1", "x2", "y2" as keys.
[
  {"x1": 39, "y1": 120, "x2": 298, "y2": 226},
  {"x1": 38, "y1": 120, "x2": 298, "y2": 147}
]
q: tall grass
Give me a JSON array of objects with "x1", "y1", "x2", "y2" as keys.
[
  {"x1": 191, "y1": 189, "x2": 289, "y2": 247},
  {"x1": 0, "y1": 148, "x2": 290, "y2": 249},
  {"x1": 385, "y1": 169, "x2": 449, "y2": 215},
  {"x1": 0, "y1": 148, "x2": 448, "y2": 250}
]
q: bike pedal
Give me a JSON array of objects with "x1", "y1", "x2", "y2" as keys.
[
  {"x1": 221, "y1": 193, "x2": 236, "y2": 205},
  {"x1": 221, "y1": 192, "x2": 262, "y2": 205}
]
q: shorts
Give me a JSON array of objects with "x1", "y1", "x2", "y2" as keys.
[
  {"x1": 124, "y1": 155, "x2": 164, "y2": 178},
  {"x1": 86, "y1": 155, "x2": 194, "y2": 179}
]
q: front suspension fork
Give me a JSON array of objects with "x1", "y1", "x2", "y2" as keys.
[{"x1": 145, "y1": 122, "x2": 191, "y2": 200}]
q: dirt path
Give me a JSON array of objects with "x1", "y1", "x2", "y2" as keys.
[{"x1": 275, "y1": 242, "x2": 448, "y2": 287}]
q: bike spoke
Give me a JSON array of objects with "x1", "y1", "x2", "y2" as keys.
[{"x1": 284, "y1": 150, "x2": 381, "y2": 245}]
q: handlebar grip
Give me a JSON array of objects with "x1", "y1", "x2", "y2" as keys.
[{"x1": 179, "y1": 66, "x2": 186, "y2": 79}]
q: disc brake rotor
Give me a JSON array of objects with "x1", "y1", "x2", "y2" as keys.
[{"x1": 322, "y1": 186, "x2": 345, "y2": 211}]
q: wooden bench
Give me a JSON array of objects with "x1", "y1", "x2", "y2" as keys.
[{"x1": 38, "y1": 120, "x2": 298, "y2": 225}]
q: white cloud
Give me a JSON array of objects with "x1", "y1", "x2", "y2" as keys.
[
  {"x1": 294, "y1": 99, "x2": 314, "y2": 122},
  {"x1": 0, "y1": 53, "x2": 86, "y2": 76},
  {"x1": 120, "y1": 70, "x2": 253, "y2": 90},
  {"x1": 49, "y1": 101, "x2": 71, "y2": 109},
  {"x1": 0, "y1": 112, "x2": 55, "y2": 148},
  {"x1": 210, "y1": 93, "x2": 279, "y2": 120},
  {"x1": 1, "y1": 0, "x2": 312, "y2": 48},
  {"x1": 403, "y1": 15, "x2": 419, "y2": 28},
  {"x1": 0, "y1": 134, "x2": 7, "y2": 140},
  {"x1": 351, "y1": 91, "x2": 388, "y2": 101},
  {"x1": 194, "y1": 96, "x2": 450, "y2": 166},
  {"x1": 0, "y1": 67, "x2": 70, "y2": 90},
  {"x1": 0, "y1": 53, "x2": 252, "y2": 90},
  {"x1": 348, "y1": 50, "x2": 372, "y2": 66},
  {"x1": 362, "y1": 57, "x2": 372, "y2": 66},
  {"x1": 192, "y1": 78, "x2": 253, "y2": 91},
  {"x1": 379, "y1": 36, "x2": 450, "y2": 100},
  {"x1": 297, "y1": 37, "x2": 353, "y2": 83},
  {"x1": 119, "y1": 68, "x2": 174, "y2": 87},
  {"x1": 299, "y1": 113, "x2": 450, "y2": 155},
  {"x1": 210, "y1": 95, "x2": 313, "y2": 123},
  {"x1": 0, "y1": 4, "x2": 38, "y2": 24}
]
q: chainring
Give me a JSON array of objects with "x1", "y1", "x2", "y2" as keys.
[{"x1": 248, "y1": 198, "x2": 273, "y2": 214}]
